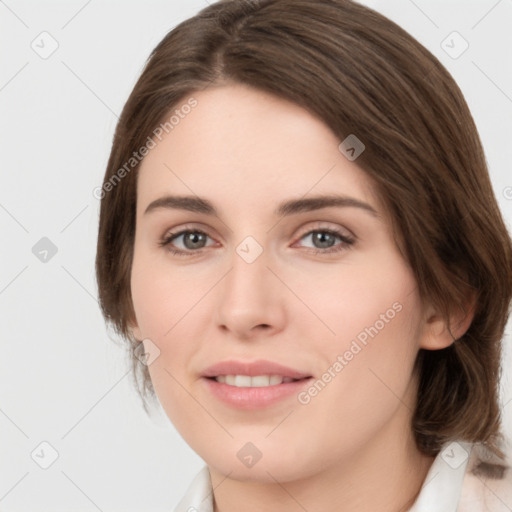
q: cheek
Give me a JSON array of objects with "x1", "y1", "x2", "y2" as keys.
[
  {"x1": 305, "y1": 253, "x2": 423, "y2": 404},
  {"x1": 130, "y1": 250, "x2": 219, "y2": 397},
  {"x1": 130, "y1": 246, "x2": 205, "y2": 339},
  {"x1": 289, "y1": 266, "x2": 423, "y2": 465},
  {"x1": 131, "y1": 270, "x2": 197, "y2": 379},
  {"x1": 133, "y1": 265, "x2": 202, "y2": 438},
  {"x1": 307, "y1": 253, "x2": 420, "y2": 354}
]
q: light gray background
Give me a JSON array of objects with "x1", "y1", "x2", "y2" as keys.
[{"x1": 1, "y1": 1, "x2": 511, "y2": 511}]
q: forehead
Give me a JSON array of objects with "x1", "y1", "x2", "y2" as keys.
[{"x1": 136, "y1": 83, "x2": 379, "y2": 216}]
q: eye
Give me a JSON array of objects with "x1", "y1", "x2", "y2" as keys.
[
  {"x1": 158, "y1": 228, "x2": 215, "y2": 256},
  {"x1": 294, "y1": 228, "x2": 355, "y2": 254},
  {"x1": 158, "y1": 226, "x2": 355, "y2": 256}
]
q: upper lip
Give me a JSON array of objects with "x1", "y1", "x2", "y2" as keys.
[{"x1": 201, "y1": 359, "x2": 312, "y2": 380}]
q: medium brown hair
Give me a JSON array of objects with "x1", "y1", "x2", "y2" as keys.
[{"x1": 95, "y1": 0, "x2": 512, "y2": 474}]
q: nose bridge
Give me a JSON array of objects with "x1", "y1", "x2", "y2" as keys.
[
  {"x1": 214, "y1": 235, "x2": 285, "y2": 335},
  {"x1": 224, "y1": 239, "x2": 272, "y2": 308}
]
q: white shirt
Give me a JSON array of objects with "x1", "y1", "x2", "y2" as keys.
[{"x1": 173, "y1": 440, "x2": 512, "y2": 512}]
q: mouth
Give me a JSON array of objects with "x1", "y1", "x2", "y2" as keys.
[
  {"x1": 200, "y1": 360, "x2": 313, "y2": 409},
  {"x1": 207, "y1": 375, "x2": 307, "y2": 387}
]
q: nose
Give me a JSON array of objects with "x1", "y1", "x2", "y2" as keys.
[{"x1": 214, "y1": 246, "x2": 286, "y2": 340}]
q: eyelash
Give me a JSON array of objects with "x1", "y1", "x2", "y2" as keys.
[{"x1": 158, "y1": 226, "x2": 355, "y2": 257}]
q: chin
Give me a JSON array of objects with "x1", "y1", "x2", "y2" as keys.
[
  {"x1": 212, "y1": 461, "x2": 310, "y2": 484},
  {"x1": 203, "y1": 442, "x2": 319, "y2": 484}
]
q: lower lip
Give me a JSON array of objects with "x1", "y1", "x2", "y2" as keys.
[{"x1": 201, "y1": 377, "x2": 313, "y2": 410}]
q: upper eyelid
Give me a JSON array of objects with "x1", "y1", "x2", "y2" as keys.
[{"x1": 164, "y1": 220, "x2": 353, "y2": 236}]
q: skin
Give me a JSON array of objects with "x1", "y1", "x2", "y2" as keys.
[{"x1": 129, "y1": 82, "x2": 470, "y2": 512}]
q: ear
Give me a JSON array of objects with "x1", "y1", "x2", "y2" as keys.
[{"x1": 419, "y1": 292, "x2": 476, "y2": 350}]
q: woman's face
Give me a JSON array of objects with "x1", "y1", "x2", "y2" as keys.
[{"x1": 129, "y1": 82, "x2": 433, "y2": 482}]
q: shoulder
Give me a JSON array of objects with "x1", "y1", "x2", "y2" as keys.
[{"x1": 457, "y1": 442, "x2": 512, "y2": 512}]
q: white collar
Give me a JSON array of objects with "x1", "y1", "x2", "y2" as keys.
[
  {"x1": 173, "y1": 464, "x2": 213, "y2": 512},
  {"x1": 409, "y1": 441, "x2": 472, "y2": 511},
  {"x1": 172, "y1": 441, "x2": 476, "y2": 512}
]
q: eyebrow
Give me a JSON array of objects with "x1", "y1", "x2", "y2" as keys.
[{"x1": 143, "y1": 194, "x2": 379, "y2": 218}]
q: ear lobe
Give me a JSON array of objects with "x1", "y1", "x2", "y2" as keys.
[{"x1": 419, "y1": 292, "x2": 476, "y2": 350}]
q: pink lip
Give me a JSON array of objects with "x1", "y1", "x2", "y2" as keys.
[
  {"x1": 200, "y1": 359, "x2": 311, "y2": 380},
  {"x1": 200, "y1": 359, "x2": 313, "y2": 410}
]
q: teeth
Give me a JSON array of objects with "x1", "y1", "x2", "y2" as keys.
[
  {"x1": 234, "y1": 375, "x2": 251, "y2": 387},
  {"x1": 269, "y1": 375, "x2": 284, "y2": 385},
  {"x1": 214, "y1": 375, "x2": 296, "y2": 387},
  {"x1": 251, "y1": 375, "x2": 270, "y2": 387}
]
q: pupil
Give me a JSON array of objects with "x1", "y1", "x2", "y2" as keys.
[
  {"x1": 185, "y1": 232, "x2": 205, "y2": 249},
  {"x1": 315, "y1": 232, "x2": 334, "y2": 248}
]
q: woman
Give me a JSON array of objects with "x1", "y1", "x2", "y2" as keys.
[{"x1": 95, "y1": 0, "x2": 512, "y2": 510}]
